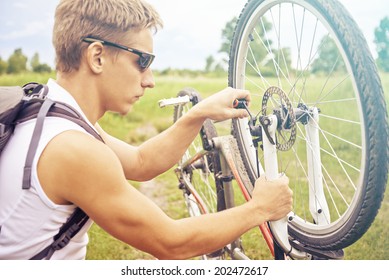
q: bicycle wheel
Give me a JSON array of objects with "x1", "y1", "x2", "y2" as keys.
[
  {"x1": 173, "y1": 88, "x2": 226, "y2": 217},
  {"x1": 229, "y1": 0, "x2": 388, "y2": 250}
]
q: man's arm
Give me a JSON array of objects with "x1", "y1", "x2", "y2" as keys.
[
  {"x1": 38, "y1": 130, "x2": 292, "y2": 260},
  {"x1": 96, "y1": 87, "x2": 251, "y2": 181}
]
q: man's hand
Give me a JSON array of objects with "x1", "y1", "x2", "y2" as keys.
[
  {"x1": 250, "y1": 174, "x2": 293, "y2": 222},
  {"x1": 193, "y1": 87, "x2": 251, "y2": 122}
]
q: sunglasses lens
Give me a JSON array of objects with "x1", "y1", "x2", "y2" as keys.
[{"x1": 139, "y1": 54, "x2": 154, "y2": 70}]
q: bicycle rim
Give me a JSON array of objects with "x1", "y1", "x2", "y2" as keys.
[{"x1": 229, "y1": 0, "x2": 388, "y2": 250}]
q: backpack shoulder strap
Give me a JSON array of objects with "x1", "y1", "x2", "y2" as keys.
[
  {"x1": 17, "y1": 100, "x2": 103, "y2": 143},
  {"x1": 16, "y1": 83, "x2": 104, "y2": 260},
  {"x1": 22, "y1": 98, "x2": 55, "y2": 189},
  {"x1": 30, "y1": 208, "x2": 89, "y2": 260}
]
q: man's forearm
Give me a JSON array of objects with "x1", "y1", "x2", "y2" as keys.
[
  {"x1": 136, "y1": 107, "x2": 206, "y2": 180},
  {"x1": 150, "y1": 201, "x2": 260, "y2": 260}
]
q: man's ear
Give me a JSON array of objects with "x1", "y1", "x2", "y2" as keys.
[{"x1": 86, "y1": 42, "x2": 105, "y2": 74}]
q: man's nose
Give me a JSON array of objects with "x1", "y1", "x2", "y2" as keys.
[{"x1": 142, "y1": 68, "x2": 155, "y2": 89}]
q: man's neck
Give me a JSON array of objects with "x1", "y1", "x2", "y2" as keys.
[{"x1": 56, "y1": 71, "x2": 104, "y2": 124}]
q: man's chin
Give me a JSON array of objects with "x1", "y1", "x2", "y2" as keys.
[
  {"x1": 111, "y1": 104, "x2": 133, "y2": 116},
  {"x1": 122, "y1": 106, "x2": 133, "y2": 115}
]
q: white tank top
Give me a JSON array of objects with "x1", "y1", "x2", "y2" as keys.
[{"x1": 0, "y1": 79, "x2": 97, "y2": 259}]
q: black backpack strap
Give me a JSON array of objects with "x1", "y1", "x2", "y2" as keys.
[
  {"x1": 30, "y1": 208, "x2": 89, "y2": 260},
  {"x1": 47, "y1": 101, "x2": 103, "y2": 142},
  {"x1": 17, "y1": 100, "x2": 103, "y2": 143},
  {"x1": 15, "y1": 83, "x2": 104, "y2": 259},
  {"x1": 22, "y1": 98, "x2": 55, "y2": 189}
]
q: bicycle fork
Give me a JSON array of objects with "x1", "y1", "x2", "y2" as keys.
[
  {"x1": 262, "y1": 115, "x2": 307, "y2": 259},
  {"x1": 263, "y1": 110, "x2": 330, "y2": 259}
]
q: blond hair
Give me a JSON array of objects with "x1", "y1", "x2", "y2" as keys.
[{"x1": 53, "y1": 0, "x2": 163, "y2": 72}]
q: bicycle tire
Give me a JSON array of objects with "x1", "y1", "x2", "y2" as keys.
[{"x1": 228, "y1": 0, "x2": 388, "y2": 250}]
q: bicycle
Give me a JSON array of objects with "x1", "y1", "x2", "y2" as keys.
[{"x1": 159, "y1": 0, "x2": 389, "y2": 260}]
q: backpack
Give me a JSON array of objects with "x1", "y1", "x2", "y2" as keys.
[{"x1": 0, "y1": 82, "x2": 104, "y2": 260}]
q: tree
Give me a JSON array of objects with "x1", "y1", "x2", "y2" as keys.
[
  {"x1": 0, "y1": 56, "x2": 7, "y2": 75},
  {"x1": 7, "y1": 48, "x2": 28, "y2": 74},
  {"x1": 205, "y1": 55, "x2": 215, "y2": 72},
  {"x1": 311, "y1": 36, "x2": 345, "y2": 74},
  {"x1": 263, "y1": 47, "x2": 292, "y2": 76},
  {"x1": 374, "y1": 16, "x2": 389, "y2": 72},
  {"x1": 219, "y1": 16, "x2": 273, "y2": 66},
  {"x1": 30, "y1": 52, "x2": 52, "y2": 73},
  {"x1": 218, "y1": 16, "x2": 285, "y2": 76},
  {"x1": 33, "y1": 63, "x2": 52, "y2": 73},
  {"x1": 219, "y1": 17, "x2": 238, "y2": 57},
  {"x1": 30, "y1": 52, "x2": 40, "y2": 71}
]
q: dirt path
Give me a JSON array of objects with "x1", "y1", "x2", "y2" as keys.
[{"x1": 138, "y1": 179, "x2": 168, "y2": 209}]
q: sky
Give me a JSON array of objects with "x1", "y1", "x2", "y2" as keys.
[{"x1": 0, "y1": 0, "x2": 388, "y2": 70}]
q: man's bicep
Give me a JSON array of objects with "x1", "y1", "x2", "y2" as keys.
[{"x1": 95, "y1": 123, "x2": 143, "y2": 179}]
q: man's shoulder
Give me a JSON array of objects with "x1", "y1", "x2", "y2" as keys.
[
  {"x1": 44, "y1": 129, "x2": 110, "y2": 163},
  {"x1": 38, "y1": 128, "x2": 124, "y2": 208},
  {"x1": 41, "y1": 129, "x2": 121, "y2": 182}
]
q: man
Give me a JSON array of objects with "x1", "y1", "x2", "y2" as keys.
[{"x1": 0, "y1": 0, "x2": 292, "y2": 259}]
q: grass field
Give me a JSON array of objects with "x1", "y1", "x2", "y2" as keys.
[{"x1": 1, "y1": 72, "x2": 388, "y2": 260}]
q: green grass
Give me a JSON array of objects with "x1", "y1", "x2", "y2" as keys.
[{"x1": 1, "y1": 72, "x2": 388, "y2": 260}]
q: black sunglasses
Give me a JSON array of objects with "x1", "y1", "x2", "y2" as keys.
[{"x1": 82, "y1": 37, "x2": 155, "y2": 71}]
